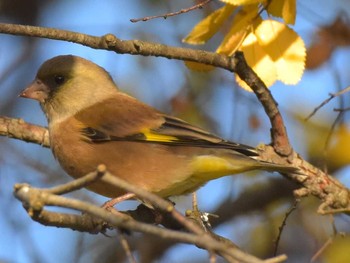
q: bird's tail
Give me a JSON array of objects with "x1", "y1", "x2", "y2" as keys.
[{"x1": 254, "y1": 159, "x2": 297, "y2": 174}]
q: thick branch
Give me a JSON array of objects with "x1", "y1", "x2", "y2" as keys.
[
  {"x1": 0, "y1": 23, "x2": 235, "y2": 71},
  {"x1": 233, "y1": 52, "x2": 291, "y2": 155}
]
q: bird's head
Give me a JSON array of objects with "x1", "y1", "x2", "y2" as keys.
[{"x1": 20, "y1": 55, "x2": 118, "y2": 124}]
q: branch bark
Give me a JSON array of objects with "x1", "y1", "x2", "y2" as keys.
[{"x1": 14, "y1": 168, "x2": 287, "y2": 263}]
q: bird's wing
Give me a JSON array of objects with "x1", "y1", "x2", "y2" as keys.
[
  {"x1": 148, "y1": 115, "x2": 259, "y2": 156},
  {"x1": 75, "y1": 95, "x2": 258, "y2": 157}
]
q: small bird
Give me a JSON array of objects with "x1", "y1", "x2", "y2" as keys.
[{"x1": 20, "y1": 55, "x2": 294, "y2": 199}]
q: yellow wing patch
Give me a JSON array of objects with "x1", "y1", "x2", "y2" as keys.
[{"x1": 140, "y1": 128, "x2": 179, "y2": 143}]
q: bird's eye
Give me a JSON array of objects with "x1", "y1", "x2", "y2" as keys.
[{"x1": 54, "y1": 75, "x2": 65, "y2": 85}]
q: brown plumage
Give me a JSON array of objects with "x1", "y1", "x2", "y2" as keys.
[{"x1": 20, "y1": 55, "x2": 295, "y2": 198}]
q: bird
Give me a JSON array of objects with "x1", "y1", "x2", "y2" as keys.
[{"x1": 20, "y1": 55, "x2": 295, "y2": 199}]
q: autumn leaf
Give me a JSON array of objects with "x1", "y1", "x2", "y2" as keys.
[
  {"x1": 236, "y1": 31, "x2": 277, "y2": 90},
  {"x1": 220, "y1": 0, "x2": 263, "y2": 5},
  {"x1": 254, "y1": 20, "x2": 305, "y2": 85},
  {"x1": 183, "y1": 4, "x2": 236, "y2": 45},
  {"x1": 184, "y1": 1, "x2": 305, "y2": 89},
  {"x1": 306, "y1": 16, "x2": 350, "y2": 69},
  {"x1": 267, "y1": 0, "x2": 296, "y2": 25},
  {"x1": 217, "y1": 4, "x2": 259, "y2": 55}
]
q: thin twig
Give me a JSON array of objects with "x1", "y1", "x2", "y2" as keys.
[
  {"x1": 305, "y1": 86, "x2": 350, "y2": 121},
  {"x1": 130, "y1": 0, "x2": 212, "y2": 23},
  {"x1": 45, "y1": 164, "x2": 107, "y2": 195},
  {"x1": 117, "y1": 229, "x2": 137, "y2": 263},
  {"x1": 323, "y1": 108, "x2": 345, "y2": 170},
  {"x1": 334, "y1": 106, "x2": 350, "y2": 112},
  {"x1": 273, "y1": 200, "x2": 299, "y2": 256}
]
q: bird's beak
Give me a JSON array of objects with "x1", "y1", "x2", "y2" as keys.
[{"x1": 19, "y1": 79, "x2": 49, "y2": 103}]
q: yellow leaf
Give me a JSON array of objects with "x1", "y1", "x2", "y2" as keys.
[
  {"x1": 236, "y1": 31, "x2": 277, "y2": 90},
  {"x1": 183, "y1": 4, "x2": 236, "y2": 45},
  {"x1": 327, "y1": 124, "x2": 350, "y2": 170},
  {"x1": 184, "y1": 60, "x2": 215, "y2": 71},
  {"x1": 216, "y1": 30, "x2": 247, "y2": 55},
  {"x1": 268, "y1": 0, "x2": 296, "y2": 25},
  {"x1": 254, "y1": 20, "x2": 305, "y2": 85},
  {"x1": 220, "y1": 0, "x2": 263, "y2": 5},
  {"x1": 217, "y1": 5, "x2": 259, "y2": 55}
]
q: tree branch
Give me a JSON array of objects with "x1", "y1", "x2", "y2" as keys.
[
  {"x1": 0, "y1": 23, "x2": 235, "y2": 70},
  {"x1": 232, "y1": 52, "x2": 291, "y2": 155},
  {"x1": 0, "y1": 116, "x2": 49, "y2": 146},
  {"x1": 14, "y1": 169, "x2": 287, "y2": 263}
]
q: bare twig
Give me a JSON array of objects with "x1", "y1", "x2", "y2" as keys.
[
  {"x1": 320, "y1": 101, "x2": 350, "y2": 174},
  {"x1": 334, "y1": 106, "x2": 350, "y2": 112},
  {"x1": 46, "y1": 164, "x2": 107, "y2": 195},
  {"x1": 305, "y1": 86, "x2": 350, "y2": 121},
  {"x1": 273, "y1": 200, "x2": 299, "y2": 256},
  {"x1": 117, "y1": 229, "x2": 137, "y2": 263},
  {"x1": 130, "y1": 0, "x2": 212, "y2": 23},
  {"x1": 324, "y1": 111, "x2": 344, "y2": 158}
]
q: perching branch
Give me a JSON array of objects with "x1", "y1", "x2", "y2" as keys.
[{"x1": 14, "y1": 167, "x2": 288, "y2": 263}]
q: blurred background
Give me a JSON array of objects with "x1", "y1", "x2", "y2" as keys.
[{"x1": 1, "y1": 0, "x2": 350, "y2": 262}]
